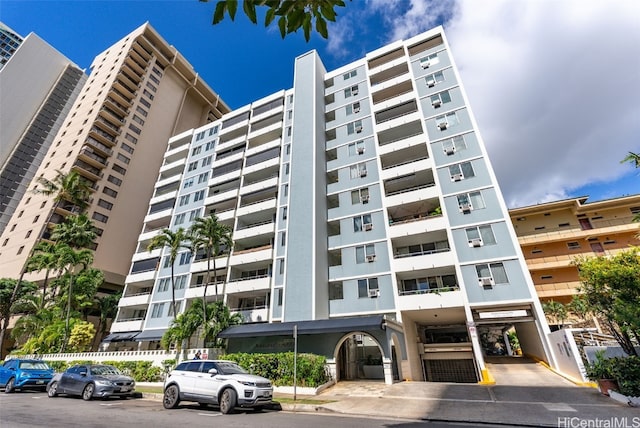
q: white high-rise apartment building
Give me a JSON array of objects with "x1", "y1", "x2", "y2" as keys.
[{"x1": 112, "y1": 27, "x2": 556, "y2": 384}]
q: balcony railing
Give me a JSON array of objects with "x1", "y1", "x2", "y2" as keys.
[
  {"x1": 389, "y1": 212, "x2": 442, "y2": 225},
  {"x1": 237, "y1": 220, "x2": 272, "y2": 230},
  {"x1": 232, "y1": 244, "x2": 272, "y2": 255},
  {"x1": 382, "y1": 155, "x2": 429, "y2": 170},
  {"x1": 394, "y1": 247, "x2": 450, "y2": 259},
  {"x1": 386, "y1": 182, "x2": 435, "y2": 197},
  {"x1": 229, "y1": 273, "x2": 270, "y2": 282},
  {"x1": 399, "y1": 285, "x2": 459, "y2": 296}
]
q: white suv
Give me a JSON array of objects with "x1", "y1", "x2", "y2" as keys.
[{"x1": 163, "y1": 360, "x2": 273, "y2": 414}]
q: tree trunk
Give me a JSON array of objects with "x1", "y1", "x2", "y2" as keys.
[
  {"x1": 61, "y1": 272, "x2": 74, "y2": 353},
  {"x1": 203, "y1": 247, "x2": 211, "y2": 327},
  {"x1": 170, "y1": 264, "x2": 177, "y2": 320},
  {"x1": 40, "y1": 269, "x2": 50, "y2": 310}
]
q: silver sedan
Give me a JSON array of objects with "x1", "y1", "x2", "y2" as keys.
[{"x1": 47, "y1": 364, "x2": 135, "y2": 400}]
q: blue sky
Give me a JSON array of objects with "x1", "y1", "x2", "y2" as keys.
[{"x1": 2, "y1": 0, "x2": 638, "y2": 208}]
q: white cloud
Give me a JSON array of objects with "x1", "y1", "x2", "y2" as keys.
[{"x1": 329, "y1": 0, "x2": 640, "y2": 207}]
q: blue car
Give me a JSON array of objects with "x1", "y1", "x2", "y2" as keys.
[{"x1": 0, "y1": 359, "x2": 54, "y2": 393}]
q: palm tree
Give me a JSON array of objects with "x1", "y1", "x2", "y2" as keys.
[
  {"x1": 92, "y1": 292, "x2": 122, "y2": 350},
  {"x1": 25, "y1": 241, "x2": 58, "y2": 309},
  {"x1": 542, "y1": 300, "x2": 568, "y2": 328},
  {"x1": 55, "y1": 243, "x2": 94, "y2": 352},
  {"x1": 161, "y1": 304, "x2": 202, "y2": 353},
  {"x1": 51, "y1": 214, "x2": 97, "y2": 249},
  {"x1": 189, "y1": 215, "x2": 233, "y2": 326},
  {"x1": 148, "y1": 228, "x2": 190, "y2": 320},
  {"x1": 206, "y1": 301, "x2": 242, "y2": 348},
  {"x1": 33, "y1": 169, "x2": 92, "y2": 213}
]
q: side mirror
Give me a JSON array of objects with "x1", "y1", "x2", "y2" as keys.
[
  {"x1": 79, "y1": 371, "x2": 88, "y2": 376},
  {"x1": 208, "y1": 368, "x2": 218, "y2": 376},
  {"x1": 9, "y1": 367, "x2": 16, "y2": 371}
]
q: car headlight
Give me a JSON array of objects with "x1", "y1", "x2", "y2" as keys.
[
  {"x1": 94, "y1": 380, "x2": 115, "y2": 386},
  {"x1": 238, "y1": 381, "x2": 256, "y2": 386},
  {"x1": 19, "y1": 372, "x2": 30, "y2": 379}
]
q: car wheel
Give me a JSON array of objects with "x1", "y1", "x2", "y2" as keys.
[
  {"x1": 82, "y1": 383, "x2": 95, "y2": 401},
  {"x1": 163, "y1": 384, "x2": 180, "y2": 409},
  {"x1": 47, "y1": 381, "x2": 59, "y2": 398},
  {"x1": 4, "y1": 378, "x2": 15, "y2": 394},
  {"x1": 219, "y1": 388, "x2": 236, "y2": 414}
]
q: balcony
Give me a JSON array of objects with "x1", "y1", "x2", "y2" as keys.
[
  {"x1": 396, "y1": 289, "x2": 463, "y2": 311},
  {"x1": 231, "y1": 306, "x2": 269, "y2": 323},
  {"x1": 72, "y1": 160, "x2": 103, "y2": 181},
  {"x1": 118, "y1": 292, "x2": 152, "y2": 307},
  {"x1": 109, "y1": 318, "x2": 144, "y2": 333},
  {"x1": 225, "y1": 274, "x2": 271, "y2": 293},
  {"x1": 393, "y1": 249, "x2": 455, "y2": 272},
  {"x1": 112, "y1": 79, "x2": 137, "y2": 100},
  {"x1": 389, "y1": 214, "x2": 447, "y2": 238},
  {"x1": 78, "y1": 148, "x2": 108, "y2": 169},
  {"x1": 85, "y1": 137, "x2": 113, "y2": 157},
  {"x1": 94, "y1": 117, "x2": 121, "y2": 136},
  {"x1": 108, "y1": 87, "x2": 133, "y2": 108},
  {"x1": 184, "y1": 281, "x2": 225, "y2": 300},
  {"x1": 229, "y1": 245, "x2": 273, "y2": 266},
  {"x1": 89, "y1": 127, "x2": 116, "y2": 146},
  {"x1": 233, "y1": 220, "x2": 275, "y2": 241}
]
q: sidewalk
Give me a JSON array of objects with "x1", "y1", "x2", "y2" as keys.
[{"x1": 140, "y1": 365, "x2": 637, "y2": 426}]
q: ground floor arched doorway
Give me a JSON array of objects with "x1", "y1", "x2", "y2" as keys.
[{"x1": 337, "y1": 333, "x2": 385, "y2": 381}]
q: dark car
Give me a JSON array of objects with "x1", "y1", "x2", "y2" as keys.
[
  {"x1": 47, "y1": 364, "x2": 135, "y2": 401},
  {"x1": 0, "y1": 359, "x2": 54, "y2": 393}
]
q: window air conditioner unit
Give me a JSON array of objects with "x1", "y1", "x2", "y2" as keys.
[
  {"x1": 352, "y1": 87, "x2": 359, "y2": 96},
  {"x1": 452, "y1": 173, "x2": 463, "y2": 182},
  {"x1": 438, "y1": 122, "x2": 448, "y2": 130},
  {"x1": 426, "y1": 79, "x2": 436, "y2": 88},
  {"x1": 364, "y1": 223, "x2": 373, "y2": 231},
  {"x1": 432, "y1": 99, "x2": 442, "y2": 108},
  {"x1": 353, "y1": 106, "x2": 361, "y2": 113},
  {"x1": 355, "y1": 125, "x2": 363, "y2": 133},
  {"x1": 479, "y1": 277, "x2": 495, "y2": 288},
  {"x1": 360, "y1": 195, "x2": 370, "y2": 204},
  {"x1": 368, "y1": 289, "x2": 380, "y2": 298},
  {"x1": 444, "y1": 146, "x2": 455, "y2": 155},
  {"x1": 357, "y1": 146, "x2": 365, "y2": 155},
  {"x1": 469, "y1": 238, "x2": 483, "y2": 247},
  {"x1": 360, "y1": 170, "x2": 367, "y2": 177},
  {"x1": 421, "y1": 60, "x2": 431, "y2": 69},
  {"x1": 366, "y1": 254, "x2": 376, "y2": 262},
  {"x1": 459, "y1": 203, "x2": 472, "y2": 213}
]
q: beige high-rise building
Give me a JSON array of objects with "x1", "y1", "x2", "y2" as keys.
[
  {"x1": 0, "y1": 22, "x2": 229, "y2": 292},
  {"x1": 509, "y1": 194, "x2": 640, "y2": 310}
]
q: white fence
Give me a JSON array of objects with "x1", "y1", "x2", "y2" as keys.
[{"x1": 12, "y1": 348, "x2": 224, "y2": 368}]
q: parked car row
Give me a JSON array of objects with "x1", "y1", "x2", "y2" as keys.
[{"x1": 1, "y1": 358, "x2": 274, "y2": 414}]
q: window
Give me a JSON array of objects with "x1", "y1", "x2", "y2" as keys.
[
  {"x1": 179, "y1": 195, "x2": 190, "y2": 206},
  {"x1": 435, "y1": 112, "x2": 459, "y2": 130},
  {"x1": 449, "y1": 161, "x2": 475, "y2": 181},
  {"x1": 174, "y1": 213, "x2": 186, "y2": 225},
  {"x1": 475, "y1": 262, "x2": 508, "y2": 285},
  {"x1": 140, "y1": 98, "x2": 151, "y2": 108},
  {"x1": 347, "y1": 120, "x2": 363, "y2": 135},
  {"x1": 205, "y1": 141, "x2": 215, "y2": 151},
  {"x1": 282, "y1": 207, "x2": 288, "y2": 220},
  {"x1": 201, "y1": 156, "x2": 212, "y2": 167},
  {"x1": 348, "y1": 140, "x2": 365, "y2": 156},
  {"x1": 150, "y1": 303, "x2": 165, "y2": 318},
  {"x1": 346, "y1": 102, "x2": 360, "y2": 115},
  {"x1": 280, "y1": 231, "x2": 286, "y2": 246},
  {"x1": 353, "y1": 214, "x2": 373, "y2": 232},
  {"x1": 112, "y1": 164, "x2": 126, "y2": 175},
  {"x1": 146, "y1": 81, "x2": 157, "y2": 92},
  {"x1": 351, "y1": 187, "x2": 370, "y2": 204},
  {"x1": 279, "y1": 259, "x2": 285, "y2": 274},
  {"x1": 2, "y1": 239, "x2": 7, "y2": 246},
  {"x1": 175, "y1": 275, "x2": 187, "y2": 289},
  {"x1": 188, "y1": 208, "x2": 201, "y2": 221},
  {"x1": 17, "y1": 246, "x2": 24, "y2": 255},
  {"x1": 121, "y1": 143, "x2": 134, "y2": 154},
  {"x1": 284, "y1": 163, "x2": 290, "y2": 175},
  {"x1": 17, "y1": 211, "x2": 23, "y2": 218},
  {"x1": 355, "y1": 244, "x2": 376, "y2": 263},
  {"x1": 567, "y1": 241, "x2": 581, "y2": 250},
  {"x1": 25, "y1": 230, "x2": 32, "y2": 238},
  {"x1": 187, "y1": 161, "x2": 198, "y2": 172},
  {"x1": 143, "y1": 89, "x2": 154, "y2": 100},
  {"x1": 183, "y1": 178, "x2": 194, "y2": 189},
  {"x1": 282, "y1": 184, "x2": 288, "y2": 197},
  {"x1": 132, "y1": 114, "x2": 145, "y2": 126},
  {"x1": 425, "y1": 70, "x2": 445, "y2": 87},
  {"x1": 158, "y1": 278, "x2": 171, "y2": 292},
  {"x1": 209, "y1": 125, "x2": 218, "y2": 136},
  {"x1": 329, "y1": 282, "x2": 343, "y2": 300},
  {"x1": 103, "y1": 187, "x2": 118, "y2": 197},
  {"x1": 357, "y1": 277, "x2": 379, "y2": 298},
  {"x1": 343, "y1": 69, "x2": 357, "y2": 80},
  {"x1": 420, "y1": 53, "x2": 439, "y2": 69},
  {"x1": 33, "y1": 215, "x2": 39, "y2": 223},
  {"x1": 10, "y1": 224, "x2": 16, "y2": 232},
  {"x1": 125, "y1": 133, "x2": 138, "y2": 144},
  {"x1": 465, "y1": 225, "x2": 496, "y2": 247},
  {"x1": 179, "y1": 252, "x2": 192, "y2": 265},
  {"x1": 350, "y1": 162, "x2": 367, "y2": 179},
  {"x1": 457, "y1": 191, "x2": 485, "y2": 213},
  {"x1": 192, "y1": 146, "x2": 202, "y2": 156},
  {"x1": 128, "y1": 123, "x2": 141, "y2": 135},
  {"x1": 193, "y1": 190, "x2": 205, "y2": 202},
  {"x1": 116, "y1": 153, "x2": 130, "y2": 164},
  {"x1": 92, "y1": 212, "x2": 109, "y2": 223},
  {"x1": 442, "y1": 135, "x2": 467, "y2": 155},
  {"x1": 195, "y1": 131, "x2": 206, "y2": 141},
  {"x1": 197, "y1": 172, "x2": 209, "y2": 184},
  {"x1": 344, "y1": 85, "x2": 359, "y2": 98},
  {"x1": 97, "y1": 199, "x2": 113, "y2": 210}
]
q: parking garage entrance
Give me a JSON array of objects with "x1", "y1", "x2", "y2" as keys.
[{"x1": 337, "y1": 333, "x2": 386, "y2": 381}]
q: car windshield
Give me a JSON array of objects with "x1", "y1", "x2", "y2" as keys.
[
  {"x1": 217, "y1": 362, "x2": 248, "y2": 375},
  {"x1": 90, "y1": 365, "x2": 122, "y2": 376},
  {"x1": 18, "y1": 361, "x2": 50, "y2": 370}
]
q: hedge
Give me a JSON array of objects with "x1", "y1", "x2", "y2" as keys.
[
  {"x1": 44, "y1": 360, "x2": 164, "y2": 382},
  {"x1": 222, "y1": 352, "x2": 330, "y2": 387}
]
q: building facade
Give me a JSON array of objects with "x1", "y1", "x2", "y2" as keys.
[
  {"x1": 0, "y1": 23, "x2": 23, "y2": 70},
  {"x1": 0, "y1": 26, "x2": 86, "y2": 236},
  {"x1": 110, "y1": 27, "x2": 556, "y2": 384},
  {"x1": 509, "y1": 195, "x2": 640, "y2": 311},
  {"x1": 0, "y1": 23, "x2": 229, "y2": 299}
]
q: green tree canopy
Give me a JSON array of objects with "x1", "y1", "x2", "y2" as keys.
[
  {"x1": 34, "y1": 169, "x2": 92, "y2": 213},
  {"x1": 0, "y1": 278, "x2": 38, "y2": 358},
  {"x1": 574, "y1": 247, "x2": 640, "y2": 356},
  {"x1": 205, "y1": 0, "x2": 348, "y2": 41},
  {"x1": 51, "y1": 214, "x2": 97, "y2": 249}
]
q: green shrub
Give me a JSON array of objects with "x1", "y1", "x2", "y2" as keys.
[
  {"x1": 222, "y1": 352, "x2": 330, "y2": 387},
  {"x1": 610, "y1": 356, "x2": 640, "y2": 397}
]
